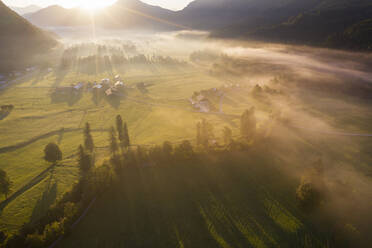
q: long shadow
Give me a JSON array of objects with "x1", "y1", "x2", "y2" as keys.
[
  {"x1": 53, "y1": 69, "x2": 68, "y2": 88},
  {"x1": 0, "y1": 164, "x2": 56, "y2": 212},
  {"x1": 57, "y1": 129, "x2": 65, "y2": 145},
  {"x1": 30, "y1": 182, "x2": 58, "y2": 223},
  {"x1": 0, "y1": 111, "x2": 11, "y2": 121},
  {"x1": 50, "y1": 90, "x2": 83, "y2": 106},
  {"x1": 31, "y1": 69, "x2": 49, "y2": 86}
]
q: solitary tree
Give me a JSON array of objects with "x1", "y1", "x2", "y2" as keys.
[
  {"x1": 116, "y1": 115, "x2": 124, "y2": 143},
  {"x1": 241, "y1": 107, "x2": 256, "y2": 139},
  {"x1": 44, "y1": 143, "x2": 62, "y2": 164},
  {"x1": 163, "y1": 141, "x2": 173, "y2": 158},
  {"x1": 77, "y1": 145, "x2": 92, "y2": 176},
  {"x1": 196, "y1": 119, "x2": 214, "y2": 148},
  {"x1": 123, "y1": 122, "x2": 130, "y2": 149},
  {"x1": 0, "y1": 169, "x2": 12, "y2": 199},
  {"x1": 223, "y1": 126, "x2": 233, "y2": 145},
  {"x1": 109, "y1": 127, "x2": 118, "y2": 155},
  {"x1": 84, "y1": 123, "x2": 94, "y2": 152},
  {"x1": 175, "y1": 140, "x2": 194, "y2": 159},
  {"x1": 296, "y1": 180, "x2": 321, "y2": 212}
]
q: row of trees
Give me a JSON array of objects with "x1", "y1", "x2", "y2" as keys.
[{"x1": 2, "y1": 108, "x2": 260, "y2": 247}]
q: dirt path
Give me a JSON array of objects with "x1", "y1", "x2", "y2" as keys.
[{"x1": 0, "y1": 164, "x2": 56, "y2": 211}]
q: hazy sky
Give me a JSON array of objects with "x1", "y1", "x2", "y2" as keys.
[{"x1": 3, "y1": 0, "x2": 194, "y2": 10}]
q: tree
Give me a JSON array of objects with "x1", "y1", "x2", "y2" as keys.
[
  {"x1": 175, "y1": 140, "x2": 194, "y2": 159},
  {"x1": 196, "y1": 119, "x2": 214, "y2": 149},
  {"x1": 44, "y1": 143, "x2": 62, "y2": 164},
  {"x1": 77, "y1": 145, "x2": 92, "y2": 176},
  {"x1": 196, "y1": 122, "x2": 202, "y2": 146},
  {"x1": 109, "y1": 127, "x2": 118, "y2": 155},
  {"x1": 0, "y1": 169, "x2": 12, "y2": 199},
  {"x1": 163, "y1": 141, "x2": 173, "y2": 158},
  {"x1": 123, "y1": 122, "x2": 130, "y2": 149},
  {"x1": 116, "y1": 115, "x2": 124, "y2": 144},
  {"x1": 241, "y1": 107, "x2": 256, "y2": 139},
  {"x1": 296, "y1": 180, "x2": 321, "y2": 212},
  {"x1": 223, "y1": 126, "x2": 233, "y2": 145},
  {"x1": 84, "y1": 123, "x2": 94, "y2": 152}
]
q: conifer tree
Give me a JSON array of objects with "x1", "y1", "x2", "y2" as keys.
[
  {"x1": 84, "y1": 122, "x2": 94, "y2": 152},
  {"x1": 241, "y1": 107, "x2": 256, "y2": 139},
  {"x1": 109, "y1": 127, "x2": 118, "y2": 155},
  {"x1": 123, "y1": 122, "x2": 130, "y2": 149}
]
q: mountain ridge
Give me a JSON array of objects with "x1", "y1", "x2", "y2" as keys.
[{"x1": 0, "y1": 1, "x2": 57, "y2": 72}]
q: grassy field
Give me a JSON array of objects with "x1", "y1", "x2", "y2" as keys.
[
  {"x1": 0, "y1": 49, "x2": 371, "y2": 248},
  {"x1": 0, "y1": 64, "x2": 252, "y2": 234}
]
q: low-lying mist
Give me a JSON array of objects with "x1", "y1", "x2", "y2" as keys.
[{"x1": 50, "y1": 28, "x2": 372, "y2": 246}]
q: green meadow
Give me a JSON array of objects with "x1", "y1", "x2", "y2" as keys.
[
  {"x1": 0, "y1": 66, "x2": 247, "y2": 233},
  {"x1": 0, "y1": 49, "x2": 371, "y2": 248}
]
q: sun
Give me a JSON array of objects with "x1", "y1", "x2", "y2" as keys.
[{"x1": 80, "y1": 0, "x2": 116, "y2": 11}]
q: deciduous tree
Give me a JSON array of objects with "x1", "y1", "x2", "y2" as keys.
[{"x1": 44, "y1": 143, "x2": 62, "y2": 164}]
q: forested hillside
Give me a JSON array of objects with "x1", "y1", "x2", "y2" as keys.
[
  {"x1": 212, "y1": 0, "x2": 372, "y2": 50},
  {"x1": 0, "y1": 1, "x2": 57, "y2": 72}
]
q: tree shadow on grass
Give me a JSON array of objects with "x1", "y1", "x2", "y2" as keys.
[
  {"x1": 53, "y1": 69, "x2": 68, "y2": 88},
  {"x1": 0, "y1": 164, "x2": 56, "y2": 213},
  {"x1": 57, "y1": 128, "x2": 65, "y2": 145},
  {"x1": 0, "y1": 111, "x2": 11, "y2": 121},
  {"x1": 30, "y1": 181, "x2": 58, "y2": 223},
  {"x1": 31, "y1": 69, "x2": 49, "y2": 86}
]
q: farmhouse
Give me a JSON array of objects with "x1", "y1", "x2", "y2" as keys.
[
  {"x1": 105, "y1": 87, "x2": 122, "y2": 97},
  {"x1": 189, "y1": 94, "x2": 212, "y2": 113},
  {"x1": 115, "y1": 81, "x2": 125, "y2": 88},
  {"x1": 93, "y1": 84, "x2": 103, "y2": 89},
  {"x1": 74, "y1": 82, "x2": 84, "y2": 90},
  {"x1": 101, "y1": 78, "x2": 110, "y2": 85}
]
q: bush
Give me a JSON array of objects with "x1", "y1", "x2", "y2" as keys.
[
  {"x1": 43, "y1": 221, "x2": 64, "y2": 244},
  {"x1": 25, "y1": 233, "x2": 44, "y2": 248},
  {"x1": 44, "y1": 143, "x2": 62, "y2": 163},
  {"x1": 296, "y1": 181, "x2": 321, "y2": 212}
]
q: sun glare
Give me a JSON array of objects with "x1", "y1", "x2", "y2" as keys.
[{"x1": 80, "y1": 0, "x2": 116, "y2": 11}]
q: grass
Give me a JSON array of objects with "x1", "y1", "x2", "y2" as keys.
[
  {"x1": 0, "y1": 62, "x2": 371, "y2": 247},
  {"x1": 58, "y1": 150, "x2": 330, "y2": 248},
  {"x1": 0, "y1": 66, "x2": 241, "y2": 234}
]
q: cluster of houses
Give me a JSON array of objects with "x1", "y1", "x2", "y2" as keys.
[
  {"x1": 92, "y1": 75, "x2": 126, "y2": 97},
  {"x1": 189, "y1": 94, "x2": 214, "y2": 113},
  {"x1": 189, "y1": 83, "x2": 243, "y2": 113}
]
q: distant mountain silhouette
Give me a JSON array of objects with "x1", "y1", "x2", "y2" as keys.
[
  {"x1": 0, "y1": 1, "x2": 57, "y2": 72},
  {"x1": 24, "y1": 0, "x2": 372, "y2": 50},
  {"x1": 25, "y1": 0, "x2": 179, "y2": 30},
  {"x1": 10, "y1": 4, "x2": 41, "y2": 15}
]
